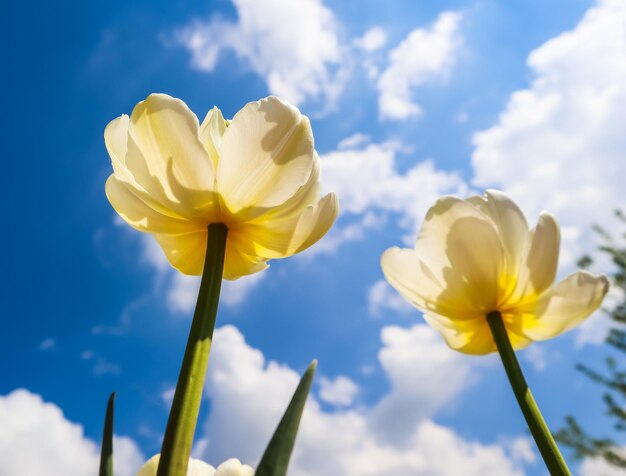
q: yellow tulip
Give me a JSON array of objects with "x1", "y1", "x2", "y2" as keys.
[
  {"x1": 381, "y1": 190, "x2": 609, "y2": 355},
  {"x1": 105, "y1": 94, "x2": 338, "y2": 279},
  {"x1": 136, "y1": 455, "x2": 254, "y2": 476}
]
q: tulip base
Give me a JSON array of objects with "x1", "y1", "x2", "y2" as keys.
[
  {"x1": 486, "y1": 310, "x2": 571, "y2": 476},
  {"x1": 157, "y1": 223, "x2": 228, "y2": 476}
]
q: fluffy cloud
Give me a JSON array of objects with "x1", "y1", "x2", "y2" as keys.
[
  {"x1": 0, "y1": 389, "x2": 143, "y2": 476},
  {"x1": 472, "y1": 0, "x2": 626, "y2": 269},
  {"x1": 580, "y1": 455, "x2": 626, "y2": 476},
  {"x1": 176, "y1": 0, "x2": 343, "y2": 108},
  {"x1": 377, "y1": 12, "x2": 463, "y2": 120},
  {"x1": 319, "y1": 136, "x2": 467, "y2": 250},
  {"x1": 318, "y1": 375, "x2": 359, "y2": 406},
  {"x1": 367, "y1": 324, "x2": 473, "y2": 444},
  {"x1": 368, "y1": 279, "x2": 414, "y2": 318},
  {"x1": 197, "y1": 325, "x2": 524, "y2": 475},
  {"x1": 354, "y1": 26, "x2": 387, "y2": 52}
]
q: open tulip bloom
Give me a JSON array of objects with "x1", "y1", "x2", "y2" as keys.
[
  {"x1": 381, "y1": 190, "x2": 609, "y2": 475},
  {"x1": 105, "y1": 94, "x2": 337, "y2": 476},
  {"x1": 105, "y1": 93, "x2": 338, "y2": 279}
]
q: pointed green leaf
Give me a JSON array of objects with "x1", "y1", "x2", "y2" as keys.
[
  {"x1": 256, "y1": 360, "x2": 317, "y2": 476},
  {"x1": 99, "y1": 392, "x2": 116, "y2": 476}
]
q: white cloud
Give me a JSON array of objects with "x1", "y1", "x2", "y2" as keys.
[
  {"x1": 337, "y1": 132, "x2": 371, "y2": 150},
  {"x1": 166, "y1": 273, "x2": 201, "y2": 314},
  {"x1": 472, "y1": 0, "x2": 626, "y2": 270},
  {"x1": 318, "y1": 376, "x2": 359, "y2": 406},
  {"x1": 368, "y1": 324, "x2": 473, "y2": 444},
  {"x1": 377, "y1": 12, "x2": 463, "y2": 120},
  {"x1": 368, "y1": 279, "x2": 414, "y2": 318},
  {"x1": 580, "y1": 455, "x2": 626, "y2": 476},
  {"x1": 506, "y1": 437, "x2": 536, "y2": 466},
  {"x1": 319, "y1": 137, "x2": 467, "y2": 251},
  {"x1": 354, "y1": 27, "x2": 387, "y2": 52},
  {"x1": 0, "y1": 389, "x2": 143, "y2": 476},
  {"x1": 176, "y1": 0, "x2": 344, "y2": 108},
  {"x1": 198, "y1": 325, "x2": 524, "y2": 475}
]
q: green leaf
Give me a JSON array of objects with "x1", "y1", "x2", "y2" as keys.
[
  {"x1": 99, "y1": 392, "x2": 116, "y2": 476},
  {"x1": 256, "y1": 360, "x2": 317, "y2": 476}
]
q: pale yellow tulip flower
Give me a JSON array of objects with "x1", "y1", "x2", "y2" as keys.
[
  {"x1": 136, "y1": 455, "x2": 254, "y2": 476},
  {"x1": 105, "y1": 94, "x2": 338, "y2": 279},
  {"x1": 381, "y1": 190, "x2": 609, "y2": 355}
]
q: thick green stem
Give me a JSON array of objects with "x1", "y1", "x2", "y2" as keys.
[
  {"x1": 157, "y1": 223, "x2": 228, "y2": 476},
  {"x1": 486, "y1": 310, "x2": 571, "y2": 476}
]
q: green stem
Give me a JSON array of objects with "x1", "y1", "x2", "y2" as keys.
[
  {"x1": 486, "y1": 310, "x2": 571, "y2": 476},
  {"x1": 157, "y1": 223, "x2": 228, "y2": 476}
]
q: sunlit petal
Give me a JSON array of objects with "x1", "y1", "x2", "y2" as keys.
[
  {"x1": 153, "y1": 232, "x2": 207, "y2": 276},
  {"x1": 415, "y1": 196, "x2": 505, "y2": 313},
  {"x1": 424, "y1": 312, "x2": 532, "y2": 355},
  {"x1": 509, "y1": 212, "x2": 560, "y2": 304},
  {"x1": 217, "y1": 96, "x2": 314, "y2": 212},
  {"x1": 256, "y1": 151, "x2": 322, "y2": 222},
  {"x1": 200, "y1": 106, "x2": 228, "y2": 172},
  {"x1": 515, "y1": 271, "x2": 609, "y2": 341},
  {"x1": 106, "y1": 176, "x2": 202, "y2": 234},
  {"x1": 467, "y1": 190, "x2": 529, "y2": 301},
  {"x1": 223, "y1": 238, "x2": 269, "y2": 280},
  {"x1": 381, "y1": 247, "x2": 480, "y2": 320},
  {"x1": 128, "y1": 93, "x2": 216, "y2": 215},
  {"x1": 233, "y1": 193, "x2": 338, "y2": 259}
]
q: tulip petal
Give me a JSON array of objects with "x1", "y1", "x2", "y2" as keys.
[
  {"x1": 423, "y1": 313, "x2": 532, "y2": 355},
  {"x1": 153, "y1": 232, "x2": 269, "y2": 279},
  {"x1": 381, "y1": 247, "x2": 481, "y2": 320},
  {"x1": 509, "y1": 213, "x2": 560, "y2": 304},
  {"x1": 104, "y1": 115, "x2": 130, "y2": 180},
  {"x1": 217, "y1": 96, "x2": 315, "y2": 212},
  {"x1": 105, "y1": 116, "x2": 186, "y2": 219},
  {"x1": 215, "y1": 459, "x2": 255, "y2": 476},
  {"x1": 136, "y1": 454, "x2": 216, "y2": 476},
  {"x1": 106, "y1": 176, "x2": 202, "y2": 234},
  {"x1": 515, "y1": 271, "x2": 609, "y2": 341},
  {"x1": 468, "y1": 190, "x2": 529, "y2": 300},
  {"x1": 200, "y1": 106, "x2": 228, "y2": 172},
  {"x1": 153, "y1": 232, "x2": 207, "y2": 276},
  {"x1": 414, "y1": 196, "x2": 505, "y2": 313},
  {"x1": 259, "y1": 151, "x2": 322, "y2": 221},
  {"x1": 127, "y1": 94, "x2": 216, "y2": 215},
  {"x1": 233, "y1": 193, "x2": 338, "y2": 259},
  {"x1": 224, "y1": 240, "x2": 269, "y2": 280}
]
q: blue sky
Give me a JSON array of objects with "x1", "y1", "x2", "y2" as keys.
[{"x1": 4, "y1": 0, "x2": 626, "y2": 474}]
